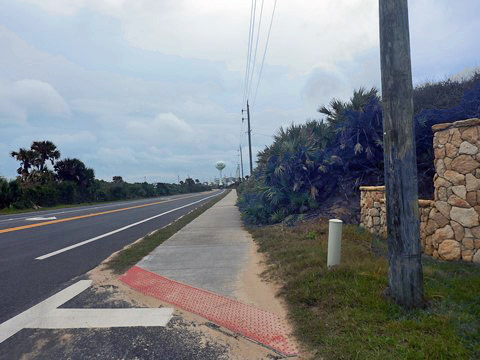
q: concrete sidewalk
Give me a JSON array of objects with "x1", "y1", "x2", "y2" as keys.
[
  {"x1": 137, "y1": 190, "x2": 250, "y2": 297},
  {"x1": 121, "y1": 189, "x2": 299, "y2": 356}
]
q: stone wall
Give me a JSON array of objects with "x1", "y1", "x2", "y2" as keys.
[
  {"x1": 429, "y1": 118, "x2": 480, "y2": 262},
  {"x1": 360, "y1": 118, "x2": 480, "y2": 263},
  {"x1": 359, "y1": 186, "x2": 386, "y2": 237},
  {"x1": 360, "y1": 186, "x2": 433, "y2": 243}
]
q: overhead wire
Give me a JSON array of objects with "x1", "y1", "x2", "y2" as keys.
[
  {"x1": 246, "y1": 0, "x2": 265, "y2": 101},
  {"x1": 240, "y1": 0, "x2": 279, "y2": 166},
  {"x1": 242, "y1": 0, "x2": 255, "y2": 107},
  {"x1": 254, "y1": 131, "x2": 273, "y2": 138},
  {"x1": 243, "y1": 0, "x2": 257, "y2": 107},
  {"x1": 240, "y1": 0, "x2": 256, "y2": 157},
  {"x1": 252, "y1": 0, "x2": 277, "y2": 108}
]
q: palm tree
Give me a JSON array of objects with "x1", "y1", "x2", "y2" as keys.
[
  {"x1": 31, "y1": 141, "x2": 60, "y2": 172},
  {"x1": 10, "y1": 148, "x2": 36, "y2": 180},
  {"x1": 112, "y1": 176, "x2": 123, "y2": 183},
  {"x1": 55, "y1": 158, "x2": 94, "y2": 187}
]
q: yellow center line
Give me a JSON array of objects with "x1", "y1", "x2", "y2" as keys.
[{"x1": 0, "y1": 193, "x2": 210, "y2": 234}]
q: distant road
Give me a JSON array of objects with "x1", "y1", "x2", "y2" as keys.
[{"x1": 0, "y1": 190, "x2": 223, "y2": 323}]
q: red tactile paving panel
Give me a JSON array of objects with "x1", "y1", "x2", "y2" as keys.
[{"x1": 120, "y1": 266, "x2": 298, "y2": 357}]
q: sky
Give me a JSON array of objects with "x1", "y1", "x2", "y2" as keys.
[{"x1": 0, "y1": 0, "x2": 479, "y2": 183}]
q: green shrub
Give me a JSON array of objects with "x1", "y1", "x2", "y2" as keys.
[
  {"x1": 0, "y1": 177, "x2": 11, "y2": 209},
  {"x1": 57, "y1": 181, "x2": 77, "y2": 204},
  {"x1": 109, "y1": 184, "x2": 127, "y2": 200},
  {"x1": 238, "y1": 74, "x2": 480, "y2": 225}
]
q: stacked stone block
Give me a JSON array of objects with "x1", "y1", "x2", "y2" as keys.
[
  {"x1": 359, "y1": 186, "x2": 386, "y2": 237},
  {"x1": 419, "y1": 200, "x2": 434, "y2": 250},
  {"x1": 428, "y1": 118, "x2": 480, "y2": 262},
  {"x1": 360, "y1": 187, "x2": 432, "y2": 243},
  {"x1": 359, "y1": 118, "x2": 480, "y2": 263}
]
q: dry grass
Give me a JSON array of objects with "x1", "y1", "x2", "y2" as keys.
[{"x1": 248, "y1": 219, "x2": 480, "y2": 360}]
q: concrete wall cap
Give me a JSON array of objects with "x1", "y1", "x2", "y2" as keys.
[
  {"x1": 419, "y1": 199, "x2": 434, "y2": 207},
  {"x1": 432, "y1": 118, "x2": 480, "y2": 133},
  {"x1": 359, "y1": 186, "x2": 385, "y2": 191}
]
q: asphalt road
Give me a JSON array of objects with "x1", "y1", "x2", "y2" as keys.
[
  {"x1": 1, "y1": 284, "x2": 230, "y2": 360},
  {"x1": 0, "y1": 190, "x2": 223, "y2": 324}
]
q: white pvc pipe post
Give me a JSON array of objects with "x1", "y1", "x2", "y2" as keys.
[{"x1": 327, "y1": 219, "x2": 343, "y2": 268}]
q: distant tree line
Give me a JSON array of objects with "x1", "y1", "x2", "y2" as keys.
[
  {"x1": 238, "y1": 72, "x2": 480, "y2": 225},
  {"x1": 0, "y1": 141, "x2": 210, "y2": 210}
]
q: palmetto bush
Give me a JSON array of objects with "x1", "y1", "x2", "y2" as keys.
[
  {"x1": 238, "y1": 78, "x2": 480, "y2": 225},
  {"x1": 238, "y1": 91, "x2": 383, "y2": 225},
  {"x1": 415, "y1": 81, "x2": 480, "y2": 196}
]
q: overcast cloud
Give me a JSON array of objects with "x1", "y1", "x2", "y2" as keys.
[{"x1": 0, "y1": 0, "x2": 479, "y2": 182}]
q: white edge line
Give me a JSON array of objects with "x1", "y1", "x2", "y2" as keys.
[
  {"x1": 0, "y1": 280, "x2": 92, "y2": 344},
  {"x1": 35, "y1": 190, "x2": 225, "y2": 260}
]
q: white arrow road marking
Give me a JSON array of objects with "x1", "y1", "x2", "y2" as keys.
[
  {"x1": 0, "y1": 280, "x2": 173, "y2": 344},
  {"x1": 0, "y1": 280, "x2": 91, "y2": 343},
  {"x1": 27, "y1": 308, "x2": 173, "y2": 329},
  {"x1": 25, "y1": 217, "x2": 57, "y2": 221}
]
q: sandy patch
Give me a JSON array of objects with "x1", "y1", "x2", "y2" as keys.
[
  {"x1": 235, "y1": 234, "x2": 286, "y2": 316},
  {"x1": 235, "y1": 233, "x2": 305, "y2": 358}
]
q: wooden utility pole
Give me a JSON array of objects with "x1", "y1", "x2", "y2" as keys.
[
  {"x1": 242, "y1": 102, "x2": 254, "y2": 176},
  {"x1": 379, "y1": 0, "x2": 424, "y2": 308},
  {"x1": 239, "y1": 145, "x2": 244, "y2": 179},
  {"x1": 246, "y1": 101, "x2": 253, "y2": 175}
]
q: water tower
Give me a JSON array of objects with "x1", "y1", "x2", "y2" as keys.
[{"x1": 215, "y1": 161, "x2": 226, "y2": 186}]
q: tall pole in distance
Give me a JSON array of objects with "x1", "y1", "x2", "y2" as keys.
[
  {"x1": 236, "y1": 150, "x2": 241, "y2": 182},
  {"x1": 247, "y1": 101, "x2": 253, "y2": 175},
  {"x1": 239, "y1": 145, "x2": 244, "y2": 179},
  {"x1": 379, "y1": 0, "x2": 424, "y2": 308}
]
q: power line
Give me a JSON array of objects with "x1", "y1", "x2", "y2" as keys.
[
  {"x1": 247, "y1": 0, "x2": 265, "y2": 101},
  {"x1": 243, "y1": 0, "x2": 257, "y2": 107},
  {"x1": 240, "y1": 0, "x2": 277, "y2": 176},
  {"x1": 252, "y1": 0, "x2": 277, "y2": 108},
  {"x1": 253, "y1": 131, "x2": 273, "y2": 138},
  {"x1": 240, "y1": 1, "x2": 256, "y2": 158},
  {"x1": 242, "y1": 0, "x2": 255, "y2": 106}
]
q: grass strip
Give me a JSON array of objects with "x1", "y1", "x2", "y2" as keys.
[
  {"x1": 247, "y1": 219, "x2": 480, "y2": 360},
  {"x1": 105, "y1": 190, "x2": 230, "y2": 274}
]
